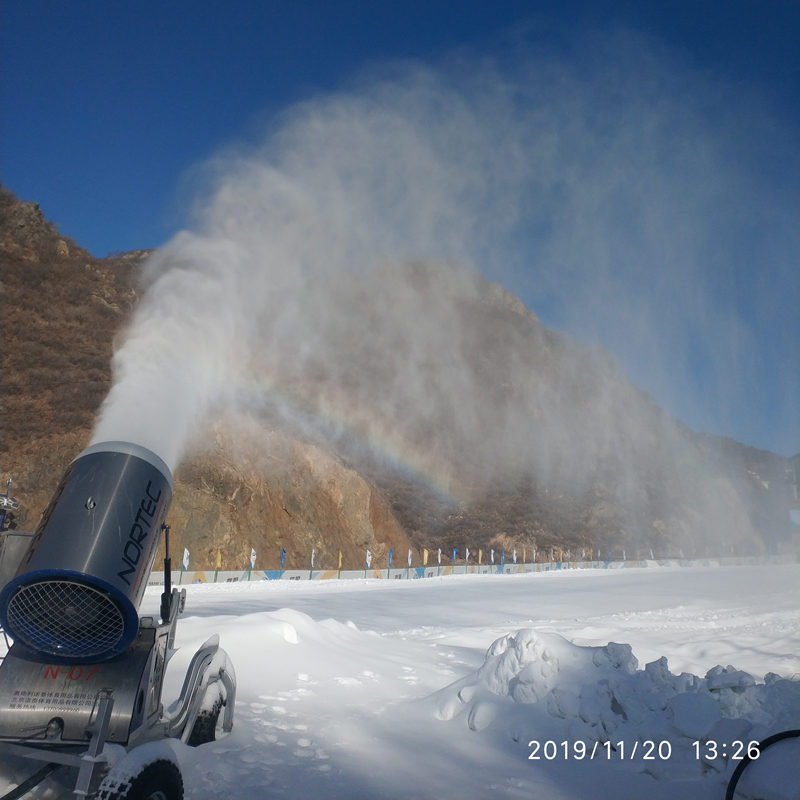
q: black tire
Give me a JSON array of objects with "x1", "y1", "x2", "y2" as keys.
[
  {"x1": 187, "y1": 699, "x2": 222, "y2": 746},
  {"x1": 97, "y1": 759, "x2": 183, "y2": 800}
]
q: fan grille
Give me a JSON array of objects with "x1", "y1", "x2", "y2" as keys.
[{"x1": 5, "y1": 580, "x2": 125, "y2": 659}]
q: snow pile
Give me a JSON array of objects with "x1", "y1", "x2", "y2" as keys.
[{"x1": 434, "y1": 628, "x2": 800, "y2": 793}]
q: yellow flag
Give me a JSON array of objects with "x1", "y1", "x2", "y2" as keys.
[
  {"x1": 523, "y1": 547, "x2": 526, "y2": 563},
  {"x1": 216, "y1": 549, "x2": 222, "y2": 569},
  {"x1": 338, "y1": 550, "x2": 343, "y2": 569},
  {"x1": 478, "y1": 549, "x2": 483, "y2": 564},
  {"x1": 423, "y1": 548, "x2": 429, "y2": 566}
]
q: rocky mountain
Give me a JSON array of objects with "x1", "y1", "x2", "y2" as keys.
[
  {"x1": 0, "y1": 183, "x2": 414, "y2": 570},
  {"x1": 0, "y1": 183, "x2": 793, "y2": 569}
]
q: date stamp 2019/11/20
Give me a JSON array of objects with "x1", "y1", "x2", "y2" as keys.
[{"x1": 527, "y1": 739, "x2": 760, "y2": 762}]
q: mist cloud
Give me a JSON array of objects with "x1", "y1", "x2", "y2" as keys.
[{"x1": 92, "y1": 26, "x2": 798, "y2": 484}]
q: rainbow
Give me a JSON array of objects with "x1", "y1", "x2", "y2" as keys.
[{"x1": 228, "y1": 370, "x2": 461, "y2": 505}]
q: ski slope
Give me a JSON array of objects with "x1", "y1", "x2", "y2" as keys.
[
  {"x1": 4, "y1": 563, "x2": 800, "y2": 799},
  {"x1": 162, "y1": 562, "x2": 799, "y2": 800}
]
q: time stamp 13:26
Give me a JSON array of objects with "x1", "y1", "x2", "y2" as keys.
[{"x1": 527, "y1": 739, "x2": 761, "y2": 761}]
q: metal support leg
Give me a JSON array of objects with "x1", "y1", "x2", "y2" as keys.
[{"x1": 73, "y1": 690, "x2": 114, "y2": 798}]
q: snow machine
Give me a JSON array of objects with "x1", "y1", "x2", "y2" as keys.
[{"x1": 0, "y1": 442, "x2": 236, "y2": 799}]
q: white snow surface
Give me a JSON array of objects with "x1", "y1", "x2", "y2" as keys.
[{"x1": 2, "y1": 563, "x2": 799, "y2": 799}]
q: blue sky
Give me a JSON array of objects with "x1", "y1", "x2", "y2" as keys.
[{"x1": 2, "y1": 1, "x2": 798, "y2": 456}]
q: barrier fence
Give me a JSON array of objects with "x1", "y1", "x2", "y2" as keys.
[{"x1": 146, "y1": 554, "x2": 792, "y2": 587}]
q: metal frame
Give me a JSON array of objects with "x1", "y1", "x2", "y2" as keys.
[
  {"x1": 0, "y1": 457, "x2": 235, "y2": 799},
  {"x1": 0, "y1": 587, "x2": 235, "y2": 798}
]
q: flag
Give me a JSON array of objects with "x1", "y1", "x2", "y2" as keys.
[
  {"x1": 407, "y1": 548, "x2": 412, "y2": 567},
  {"x1": 513, "y1": 548, "x2": 517, "y2": 564},
  {"x1": 451, "y1": 548, "x2": 457, "y2": 565},
  {"x1": 389, "y1": 548, "x2": 393, "y2": 567},
  {"x1": 216, "y1": 549, "x2": 222, "y2": 569},
  {"x1": 338, "y1": 550, "x2": 342, "y2": 569},
  {"x1": 311, "y1": 548, "x2": 316, "y2": 569},
  {"x1": 490, "y1": 548, "x2": 495, "y2": 564},
  {"x1": 281, "y1": 548, "x2": 286, "y2": 570},
  {"x1": 501, "y1": 549, "x2": 505, "y2": 565},
  {"x1": 423, "y1": 548, "x2": 428, "y2": 566},
  {"x1": 182, "y1": 548, "x2": 190, "y2": 570},
  {"x1": 250, "y1": 548, "x2": 256, "y2": 569},
  {"x1": 437, "y1": 548, "x2": 442, "y2": 565},
  {"x1": 366, "y1": 549, "x2": 372, "y2": 568},
  {"x1": 478, "y1": 549, "x2": 483, "y2": 565},
  {"x1": 465, "y1": 547, "x2": 470, "y2": 563}
]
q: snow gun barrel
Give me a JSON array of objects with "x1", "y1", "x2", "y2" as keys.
[{"x1": 0, "y1": 442, "x2": 173, "y2": 663}]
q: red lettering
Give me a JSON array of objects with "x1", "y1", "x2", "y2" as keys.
[
  {"x1": 85, "y1": 666, "x2": 99, "y2": 680},
  {"x1": 44, "y1": 665, "x2": 60, "y2": 679},
  {"x1": 68, "y1": 666, "x2": 83, "y2": 680}
]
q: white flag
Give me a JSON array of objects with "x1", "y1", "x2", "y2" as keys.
[
  {"x1": 513, "y1": 548, "x2": 517, "y2": 564},
  {"x1": 490, "y1": 548, "x2": 495, "y2": 564},
  {"x1": 182, "y1": 548, "x2": 190, "y2": 569},
  {"x1": 407, "y1": 548, "x2": 412, "y2": 567},
  {"x1": 437, "y1": 547, "x2": 442, "y2": 565},
  {"x1": 465, "y1": 547, "x2": 470, "y2": 563},
  {"x1": 366, "y1": 549, "x2": 372, "y2": 568},
  {"x1": 250, "y1": 547, "x2": 256, "y2": 569},
  {"x1": 311, "y1": 548, "x2": 316, "y2": 569}
]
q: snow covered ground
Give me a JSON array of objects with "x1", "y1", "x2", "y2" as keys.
[{"x1": 3, "y1": 562, "x2": 800, "y2": 799}]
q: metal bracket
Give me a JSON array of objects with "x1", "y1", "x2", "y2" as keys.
[{"x1": 72, "y1": 689, "x2": 114, "y2": 798}]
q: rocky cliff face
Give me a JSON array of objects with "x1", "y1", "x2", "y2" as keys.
[
  {"x1": 172, "y1": 418, "x2": 413, "y2": 569},
  {"x1": 0, "y1": 184, "x2": 414, "y2": 569},
  {"x1": 0, "y1": 184, "x2": 793, "y2": 567}
]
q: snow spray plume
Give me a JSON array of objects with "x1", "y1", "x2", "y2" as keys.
[{"x1": 92, "y1": 30, "x2": 797, "y2": 551}]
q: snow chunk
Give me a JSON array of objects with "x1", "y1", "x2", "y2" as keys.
[
  {"x1": 467, "y1": 700, "x2": 497, "y2": 731},
  {"x1": 706, "y1": 664, "x2": 755, "y2": 691},
  {"x1": 432, "y1": 627, "x2": 800, "y2": 790},
  {"x1": 666, "y1": 692, "x2": 720, "y2": 739}
]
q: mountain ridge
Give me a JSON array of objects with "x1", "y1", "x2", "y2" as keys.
[{"x1": 0, "y1": 183, "x2": 793, "y2": 568}]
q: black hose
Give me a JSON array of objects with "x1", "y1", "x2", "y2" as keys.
[
  {"x1": 160, "y1": 522, "x2": 172, "y2": 623},
  {"x1": 0, "y1": 762, "x2": 60, "y2": 800},
  {"x1": 725, "y1": 729, "x2": 800, "y2": 800}
]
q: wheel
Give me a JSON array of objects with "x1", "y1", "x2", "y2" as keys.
[
  {"x1": 187, "y1": 682, "x2": 226, "y2": 746},
  {"x1": 187, "y1": 699, "x2": 221, "y2": 746},
  {"x1": 97, "y1": 758, "x2": 183, "y2": 800}
]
